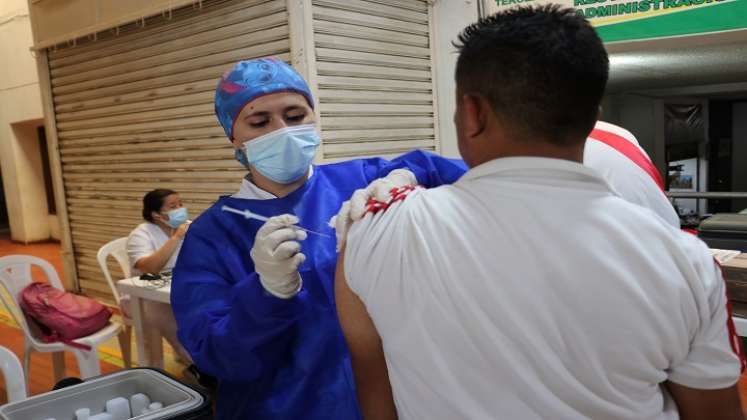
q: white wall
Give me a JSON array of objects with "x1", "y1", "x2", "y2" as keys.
[
  {"x1": 0, "y1": 0, "x2": 52, "y2": 242},
  {"x1": 28, "y1": 0, "x2": 200, "y2": 48},
  {"x1": 433, "y1": 0, "x2": 479, "y2": 158}
]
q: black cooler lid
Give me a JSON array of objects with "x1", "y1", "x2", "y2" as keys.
[{"x1": 699, "y1": 213, "x2": 747, "y2": 233}]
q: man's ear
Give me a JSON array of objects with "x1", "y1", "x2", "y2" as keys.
[{"x1": 461, "y1": 93, "x2": 487, "y2": 140}]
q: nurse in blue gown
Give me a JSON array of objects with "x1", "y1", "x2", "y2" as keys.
[{"x1": 171, "y1": 57, "x2": 466, "y2": 419}]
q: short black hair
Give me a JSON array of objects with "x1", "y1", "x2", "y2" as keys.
[
  {"x1": 142, "y1": 189, "x2": 177, "y2": 222},
  {"x1": 454, "y1": 4, "x2": 609, "y2": 145}
]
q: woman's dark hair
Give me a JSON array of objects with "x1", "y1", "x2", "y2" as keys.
[{"x1": 142, "y1": 189, "x2": 177, "y2": 222}]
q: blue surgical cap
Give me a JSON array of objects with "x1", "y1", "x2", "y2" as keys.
[{"x1": 214, "y1": 57, "x2": 315, "y2": 140}]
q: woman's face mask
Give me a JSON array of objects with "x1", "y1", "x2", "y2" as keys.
[
  {"x1": 162, "y1": 207, "x2": 189, "y2": 228},
  {"x1": 236, "y1": 124, "x2": 320, "y2": 184}
]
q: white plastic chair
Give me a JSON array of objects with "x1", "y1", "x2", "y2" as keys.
[
  {"x1": 0, "y1": 255, "x2": 122, "y2": 382},
  {"x1": 96, "y1": 237, "x2": 133, "y2": 368},
  {"x1": 0, "y1": 345, "x2": 26, "y2": 402}
]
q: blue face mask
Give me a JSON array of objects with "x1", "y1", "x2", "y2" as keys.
[
  {"x1": 238, "y1": 124, "x2": 320, "y2": 184},
  {"x1": 164, "y1": 207, "x2": 189, "y2": 228}
]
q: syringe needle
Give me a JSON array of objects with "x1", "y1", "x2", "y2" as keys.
[
  {"x1": 221, "y1": 205, "x2": 330, "y2": 238},
  {"x1": 221, "y1": 205, "x2": 247, "y2": 217}
]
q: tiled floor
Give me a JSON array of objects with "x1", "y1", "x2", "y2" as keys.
[{"x1": 2, "y1": 235, "x2": 747, "y2": 413}]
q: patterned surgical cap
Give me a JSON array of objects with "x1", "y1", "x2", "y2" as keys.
[{"x1": 214, "y1": 57, "x2": 314, "y2": 140}]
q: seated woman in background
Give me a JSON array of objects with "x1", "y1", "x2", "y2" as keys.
[
  {"x1": 127, "y1": 188, "x2": 189, "y2": 275},
  {"x1": 125, "y1": 189, "x2": 196, "y2": 373}
]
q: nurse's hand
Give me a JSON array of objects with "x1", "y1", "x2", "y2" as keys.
[
  {"x1": 358, "y1": 169, "x2": 417, "y2": 214},
  {"x1": 331, "y1": 169, "x2": 417, "y2": 252},
  {"x1": 251, "y1": 215, "x2": 307, "y2": 299}
]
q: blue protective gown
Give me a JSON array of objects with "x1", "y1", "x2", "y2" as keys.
[{"x1": 172, "y1": 151, "x2": 466, "y2": 419}]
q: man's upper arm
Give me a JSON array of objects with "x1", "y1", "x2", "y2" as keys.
[
  {"x1": 336, "y1": 195, "x2": 418, "y2": 420},
  {"x1": 665, "y1": 381, "x2": 743, "y2": 420},
  {"x1": 668, "y1": 248, "x2": 742, "y2": 389},
  {"x1": 335, "y1": 249, "x2": 398, "y2": 420},
  {"x1": 335, "y1": 249, "x2": 387, "y2": 367},
  {"x1": 335, "y1": 249, "x2": 383, "y2": 354},
  {"x1": 666, "y1": 238, "x2": 744, "y2": 419},
  {"x1": 339, "y1": 189, "x2": 427, "y2": 342}
]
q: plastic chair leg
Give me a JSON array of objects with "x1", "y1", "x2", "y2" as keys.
[
  {"x1": 0, "y1": 347, "x2": 26, "y2": 402},
  {"x1": 52, "y1": 351, "x2": 66, "y2": 383},
  {"x1": 72, "y1": 348, "x2": 101, "y2": 379},
  {"x1": 118, "y1": 325, "x2": 132, "y2": 368},
  {"x1": 22, "y1": 341, "x2": 31, "y2": 393}
]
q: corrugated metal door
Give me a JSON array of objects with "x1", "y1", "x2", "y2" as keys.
[
  {"x1": 311, "y1": 0, "x2": 439, "y2": 160},
  {"x1": 45, "y1": 0, "x2": 290, "y2": 302}
]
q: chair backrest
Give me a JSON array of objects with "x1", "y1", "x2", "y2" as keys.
[
  {"x1": 97, "y1": 237, "x2": 132, "y2": 305},
  {"x1": 0, "y1": 345, "x2": 26, "y2": 402},
  {"x1": 0, "y1": 255, "x2": 64, "y2": 347}
]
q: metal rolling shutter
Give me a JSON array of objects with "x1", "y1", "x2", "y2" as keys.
[
  {"x1": 311, "y1": 0, "x2": 439, "y2": 160},
  {"x1": 46, "y1": 0, "x2": 290, "y2": 303}
]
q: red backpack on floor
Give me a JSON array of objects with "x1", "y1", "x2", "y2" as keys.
[{"x1": 19, "y1": 282, "x2": 112, "y2": 350}]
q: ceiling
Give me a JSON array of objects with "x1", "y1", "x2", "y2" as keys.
[{"x1": 606, "y1": 29, "x2": 747, "y2": 96}]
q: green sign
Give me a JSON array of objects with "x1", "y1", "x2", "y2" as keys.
[{"x1": 486, "y1": 0, "x2": 747, "y2": 42}]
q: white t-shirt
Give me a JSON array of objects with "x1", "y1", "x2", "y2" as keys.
[
  {"x1": 345, "y1": 157, "x2": 741, "y2": 420},
  {"x1": 584, "y1": 121, "x2": 680, "y2": 228},
  {"x1": 126, "y1": 222, "x2": 182, "y2": 275}
]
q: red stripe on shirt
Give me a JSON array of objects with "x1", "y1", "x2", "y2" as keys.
[
  {"x1": 715, "y1": 259, "x2": 747, "y2": 372},
  {"x1": 589, "y1": 128, "x2": 666, "y2": 191}
]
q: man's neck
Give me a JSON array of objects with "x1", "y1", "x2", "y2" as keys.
[{"x1": 473, "y1": 141, "x2": 585, "y2": 167}]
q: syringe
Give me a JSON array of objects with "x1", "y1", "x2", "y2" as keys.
[{"x1": 221, "y1": 205, "x2": 331, "y2": 238}]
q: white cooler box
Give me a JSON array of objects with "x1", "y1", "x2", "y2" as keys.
[{"x1": 0, "y1": 369, "x2": 211, "y2": 420}]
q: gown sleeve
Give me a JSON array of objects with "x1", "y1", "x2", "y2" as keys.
[
  {"x1": 171, "y1": 213, "x2": 311, "y2": 383},
  {"x1": 364, "y1": 149, "x2": 467, "y2": 188}
]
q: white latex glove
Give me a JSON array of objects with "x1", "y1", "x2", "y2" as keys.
[
  {"x1": 250, "y1": 214, "x2": 308, "y2": 299},
  {"x1": 330, "y1": 169, "x2": 417, "y2": 252}
]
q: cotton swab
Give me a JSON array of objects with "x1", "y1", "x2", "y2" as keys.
[{"x1": 221, "y1": 205, "x2": 331, "y2": 238}]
